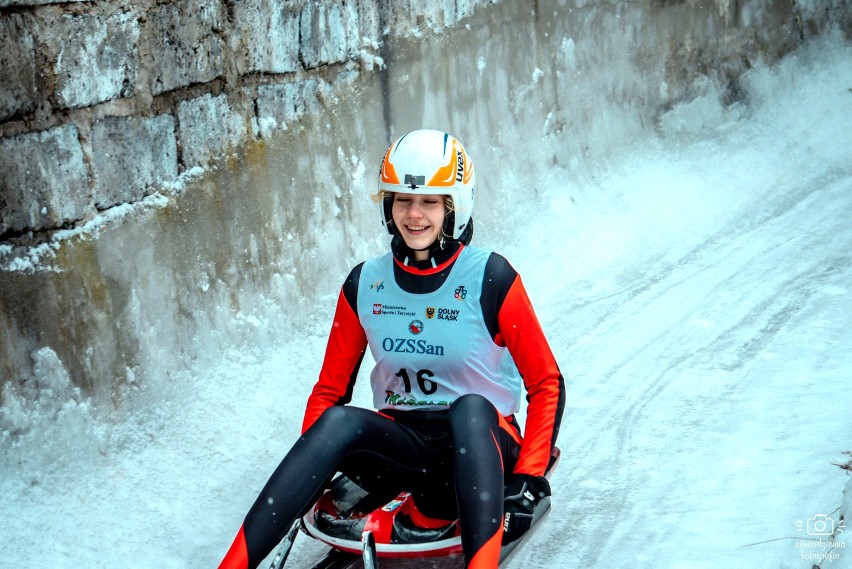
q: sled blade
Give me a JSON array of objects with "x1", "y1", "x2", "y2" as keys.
[
  {"x1": 309, "y1": 548, "x2": 361, "y2": 569},
  {"x1": 268, "y1": 519, "x2": 301, "y2": 569},
  {"x1": 362, "y1": 530, "x2": 378, "y2": 569}
]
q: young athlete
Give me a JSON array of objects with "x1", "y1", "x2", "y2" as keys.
[{"x1": 219, "y1": 129, "x2": 565, "y2": 569}]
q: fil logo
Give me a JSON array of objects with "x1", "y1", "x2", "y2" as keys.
[
  {"x1": 373, "y1": 304, "x2": 382, "y2": 315},
  {"x1": 371, "y1": 280, "x2": 385, "y2": 292},
  {"x1": 454, "y1": 285, "x2": 468, "y2": 301}
]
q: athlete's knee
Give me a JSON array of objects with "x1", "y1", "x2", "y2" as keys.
[
  {"x1": 314, "y1": 405, "x2": 350, "y2": 427},
  {"x1": 309, "y1": 406, "x2": 381, "y2": 448},
  {"x1": 449, "y1": 393, "x2": 497, "y2": 420},
  {"x1": 449, "y1": 395, "x2": 500, "y2": 445}
]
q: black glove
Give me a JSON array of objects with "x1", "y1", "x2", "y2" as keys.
[{"x1": 502, "y1": 474, "x2": 551, "y2": 544}]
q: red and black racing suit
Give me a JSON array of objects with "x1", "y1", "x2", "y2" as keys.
[{"x1": 219, "y1": 238, "x2": 564, "y2": 569}]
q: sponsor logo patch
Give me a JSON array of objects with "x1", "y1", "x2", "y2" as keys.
[
  {"x1": 384, "y1": 390, "x2": 452, "y2": 407},
  {"x1": 426, "y1": 307, "x2": 460, "y2": 321},
  {"x1": 454, "y1": 285, "x2": 468, "y2": 301},
  {"x1": 437, "y1": 308, "x2": 459, "y2": 321},
  {"x1": 372, "y1": 304, "x2": 415, "y2": 317}
]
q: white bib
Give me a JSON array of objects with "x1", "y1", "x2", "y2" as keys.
[{"x1": 356, "y1": 246, "x2": 522, "y2": 415}]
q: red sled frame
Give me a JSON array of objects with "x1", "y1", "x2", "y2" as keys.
[{"x1": 301, "y1": 446, "x2": 561, "y2": 560}]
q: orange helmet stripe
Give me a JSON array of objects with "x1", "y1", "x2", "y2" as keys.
[
  {"x1": 427, "y1": 140, "x2": 459, "y2": 187},
  {"x1": 380, "y1": 146, "x2": 400, "y2": 184}
]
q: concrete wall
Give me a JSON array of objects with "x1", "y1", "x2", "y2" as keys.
[
  {"x1": 3, "y1": 0, "x2": 849, "y2": 242},
  {"x1": 0, "y1": 0, "x2": 471, "y2": 239},
  {"x1": 0, "y1": 0, "x2": 849, "y2": 403}
]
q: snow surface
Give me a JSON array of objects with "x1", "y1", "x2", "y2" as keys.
[{"x1": 1, "y1": 31, "x2": 852, "y2": 569}]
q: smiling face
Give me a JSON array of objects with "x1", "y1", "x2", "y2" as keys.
[{"x1": 391, "y1": 193, "x2": 447, "y2": 260}]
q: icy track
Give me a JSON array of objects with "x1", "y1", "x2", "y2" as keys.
[{"x1": 2, "y1": 33, "x2": 852, "y2": 569}]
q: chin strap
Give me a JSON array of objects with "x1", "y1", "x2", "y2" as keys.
[{"x1": 392, "y1": 236, "x2": 453, "y2": 269}]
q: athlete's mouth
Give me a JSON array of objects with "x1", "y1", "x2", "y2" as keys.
[{"x1": 405, "y1": 225, "x2": 430, "y2": 233}]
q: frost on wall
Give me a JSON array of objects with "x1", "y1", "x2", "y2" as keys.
[
  {"x1": 45, "y1": 11, "x2": 140, "y2": 109},
  {"x1": 0, "y1": 125, "x2": 89, "y2": 235},
  {"x1": 0, "y1": 12, "x2": 37, "y2": 122},
  {"x1": 142, "y1": 0, "x2": 226, "y2": 96},
  {"x1": 90, "y1": 114, "x2": 179, "y2": 210},
  {"x1": 253, "y1": 78, "x2": 328, "y2": 139},
  {"x1": 232, "y1": 0, "x2": 300, "y2": 75},
  {"x1": 0, "y1": 347, "x2": 106, "y2": 478},
  {"x1": 299, "y1": 1, "x2": 361, "y2": 68},
  {"x1": 177, "y1": 93, "x2": 248, "y2": 169}
]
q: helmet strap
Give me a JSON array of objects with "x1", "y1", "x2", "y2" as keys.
[
  {"x1": 443, "y1": 211, "x2": 456, "y2": 240},
  {"x1": 391, "y1": 234, "x2": 460, "y2": 269},
  {"x1": 382, "y1": 194, "x2": 396, "y2": 236}
]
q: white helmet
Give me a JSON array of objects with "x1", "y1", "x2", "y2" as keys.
[{"x1": 378, "y1": 129, "x2": 476, "y2": 240}]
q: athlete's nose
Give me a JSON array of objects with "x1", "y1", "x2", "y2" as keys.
[{"x1": 406, "y1": 200, "x2": 426, "y2": 218}]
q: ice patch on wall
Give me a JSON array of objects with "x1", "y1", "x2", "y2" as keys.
[
  {"x1": 0, "y1": 348, "x2": 107, "y2": 481},
  {"x1": 0, "y1": 174, "x2": 202, "y2": 273}
]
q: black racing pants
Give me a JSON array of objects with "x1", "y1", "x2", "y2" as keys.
[{"x1": 234, "y1": 394, "x2": 521, "y2": 569}]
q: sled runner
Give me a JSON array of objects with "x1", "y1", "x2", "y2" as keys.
[{"x1": 268, "y1": 447, "x2": 560, "y2": 569}]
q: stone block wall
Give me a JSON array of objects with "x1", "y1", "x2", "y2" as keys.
[
  {"x1": 2, "y1": 0, "x2": 849, "y2": 244},
  {"x1": 1, "y1": 125, "x2": 89, "y2": 233},
  {"x1": 0, "y1": 0, "x2": 483, "y2": 243}
]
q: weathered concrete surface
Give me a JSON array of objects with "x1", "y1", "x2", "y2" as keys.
[
  {"x1": 177, "y1": 93, "x2": 249, "y2": 170},
  {"x1": 0, "y1": 12, "x2": 38, "y2": 121},
  {"x1": 0, "y1": 0, "x2": 87, "y2": 6},
  {"x1": 2, "y1": 0, "x2": 847, "y2": 241},
  {"x1": 0, "y1": 124, "x2": 89, "y2": 234},
  {"x1": 1, "y1": 0, "x2": 473, "y2": 240},
  {"x1": 90, "y1": 114, "x2": 178, "y2": 209},
  {"x1": 253, "y1": 79, "x2": 330, "y2": 139},
  {"x1": 0, "y1": 0, "x2": 850, "y2": 402},
  {"x1": 299, "y1": 1, "x2": 361, "y2": 68},
  {"x1": 141, "y1": 0, "x2": 227, "y2": 97},
  {"x1": 231, "y1": 0, "x2": 301, "y2": 75},
  {"x1": 42, "y1": 10, "x2": 140, "y2": 109}
]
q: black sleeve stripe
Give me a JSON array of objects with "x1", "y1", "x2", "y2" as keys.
[
  {"x1": 480, "y1": 253, "x2": 518, "y2": 341},
  {"x1": 342, "y1": 262, "x2": 365, "y2": 315},
  {"x1": 552, "y1": 371, "x2": 566, "y2": 456}
]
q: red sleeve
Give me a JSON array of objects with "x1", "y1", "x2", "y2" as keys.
[
  {"x1": 301, "y1": 288, "x2": 368, "y2": 433},
  {"x1": 496, "y1": 275, "x2": 565, "y2": 477}
]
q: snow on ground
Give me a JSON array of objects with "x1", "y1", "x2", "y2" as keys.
[{"x1": 1, "y1": 31, "x2": 851, "y2": 569}]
